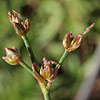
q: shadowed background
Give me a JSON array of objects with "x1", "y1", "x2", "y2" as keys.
[{"x1": 0, "y1": 0, "x2": 100, "y2": 100}]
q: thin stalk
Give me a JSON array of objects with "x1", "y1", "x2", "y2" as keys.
[
  {"x1": 54, "y1": 50, "x2": 68, "y2": 72},
  {"x1": 19, "y1": 60, "x2": 35, "y2": 77},
  {"x1": 20, "y1": 60, "x2": 46, "y2": 85},
  {"x1": 20, "y1": 61, "x2": 51, "y2": 100},
  {"x1": 22, "y1": 35, "x2": 35, "y2": 63},
  {"x1": 43, "y1": 90, "x2": 51, "y2": 100}
]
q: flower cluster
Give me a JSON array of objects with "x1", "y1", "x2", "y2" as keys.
[
  {"x1": 2, "y1": 47, "x2": 21, "y2": 65},
  {"x1": 8, "y1": 10, "x2": 30, "y2": 36},
  {"x1": 32, "y1": 57, "x2": 58, "y2": 89},
  {"x1": 40, "y1": 57, "x2": 57, "y2": 81},
  {"x1": 63, "y1": 23, "x2": 95, "y2": 52}
]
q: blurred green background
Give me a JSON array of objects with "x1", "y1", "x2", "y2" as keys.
[{"x1": 0, "y1": 0, "x2": 100, "y2": 100}]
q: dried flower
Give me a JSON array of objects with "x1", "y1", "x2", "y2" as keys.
[
  {"x1": 8, "y1": 10, "x2": 30, "y2": 36},
  {"x1": 63, "y1": 23, "x2": 95, "y2": 52},
  {"x1": 2, "y1": 47, "x2": 21, "y2": 65}
]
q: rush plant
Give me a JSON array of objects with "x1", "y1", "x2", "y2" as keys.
[{"x1": 2, "y1": 10, "x2": 95, "y2": 100}]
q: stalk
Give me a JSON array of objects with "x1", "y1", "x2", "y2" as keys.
[
  {"x1": 22, "y1": 35, "x2": 35, "y2": 63},
  {"x1": 44, "y1": 91, "x2": 51, "y2": 100},
  {"x1": 54, "y1": 50, "x2": 68, "y2": 72},
  {"x1": 19, "y1": 60, "x2": 35, "y2": 77}
]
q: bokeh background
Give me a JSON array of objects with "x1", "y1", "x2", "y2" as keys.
[{"x1": 0, "y1": 0, "x2": 100, "y2": 100}]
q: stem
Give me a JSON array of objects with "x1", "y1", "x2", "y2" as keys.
[
  {"x1": 20, "y1": 61, "x2": 51, "y2": 100},
  {"x1": 19, "y1": 60, "x2": 35, "y2": 77},
  {"x1": 22, "y1": 35, "x2": 35, "y2": 63},
  {"x1": 54, "y1": 50, "x2": 68, "y2": 72},
  {"x1": 20, "y1": 60, "x2": 46, "y2": 84},
  {"x1": 43, "y1": 90, "x2": 51, "y2": 100}
]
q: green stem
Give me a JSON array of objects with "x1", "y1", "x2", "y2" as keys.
[
  {"x1": 54, "y1": 50, "x2": 68, "y2": 72},
  {"x1": 19, "y1": 60, "x2": 45, "y2": 84},
  {"x1": 43, "y1": 90, "x2": 51, "y2": 100},
  {"x1": 19, "y1": 60, "x2": 35, "y2": 77},
  {"x1": 20, "y1": 61, "x2": 51, "y2": 100},
  {"x1": 22, "y1": 35, "x2": 35, "y2": 63}
]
